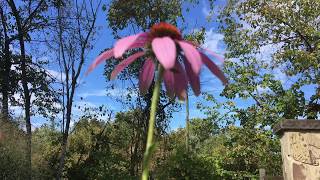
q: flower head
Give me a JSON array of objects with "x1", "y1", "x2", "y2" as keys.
[
  {"x1": 87, "y1": 22, "x2": 227, "y2": 100},
  {"x1": 149, "y1": 22, "x2": 182, "y2": 40}
]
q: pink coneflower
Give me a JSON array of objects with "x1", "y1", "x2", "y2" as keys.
[{"x1": 87, "y1": 22, "x2": 227, "y2": 100}]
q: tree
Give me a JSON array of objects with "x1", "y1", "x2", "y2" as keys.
[
  {"x1": 65, "y1": 107, "x2": 139, "y2": 179},
  {"x1": 65, "y1": 108, "x2": 116, "y2": 179},
  {"x1": 107, "y1": 0, "x2": 183, "y2": 35},
  {"x1": 218, "y1": 0, "x2": 320, "y2": 120},
  {"x1": 0, "y1": 3, "x2": 15, "y2": 120},
  {"x1": 49, "y1": 0, "x2": 102, "y2": 178},
  {"x1": 102, "y1": 0, "x2": 188, "y2": 176},
  {"x1": 5, "y1": 1, "x2": 51, "y2": 178}
]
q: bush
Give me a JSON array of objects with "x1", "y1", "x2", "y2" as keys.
[{"x1": 0, "y1": 120, "x2": 29, "y2": 179}]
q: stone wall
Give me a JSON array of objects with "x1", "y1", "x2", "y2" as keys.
[
  {"x1": 274, "y1": 120, "x2": 320, "y2": 180},
  {"x1": 281, "y1": 131, "x2": 320, "y2": 179}
]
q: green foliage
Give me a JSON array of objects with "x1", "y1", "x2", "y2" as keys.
[
  {"x1": 189, "y1": 118, "x2": 219, "y2": 146},
  {"x1": 26, "y1": 58, "x2": 61, "y2": 119},
  {"x1": 221, "y1": 58, "x2": 305, "y2": 126},
  {"x1": 32, "y1": 126, "x2": 61, "y2": 179},
  {"x1": 0, "y1": 120, "x2": 29, "y2": 179},
  {"x1": 65, "y1": 110, "x2": 145, "y2": 179},
  {"x1": 0, "y1": 108, "x2": 282, "y2": 179},
  {"x1": 107, "y1": 0, "x2": 183, "y2": 36},
  {"x1": 155, "y1": 118, "x2": 281, "y2": 179},
  {"x1": 66, "y1": 118, "x2": 130, "y2": 179},
  {"x1": 184, "y1": 27, "x2": 206, "y2": 45},
  {"x1": 218, "y1": 0, "x2": 320, "y2": 119},
  {"x1": 154, "y1": 128, "x2": 218, "y2": 179},
  {"x1": 212, "y1": 126, "x2": 281, "y2": 178},
  {"x1": 157, "y1": 146, "x2": 219, "y2": 179},
  {"x1": 0, "y1": 120, "x2": 61, "y2": 179}
]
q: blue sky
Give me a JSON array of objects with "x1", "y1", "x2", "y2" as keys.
[
  {"x1": 69, "y1": 0, "x2": 229, "y2": 130},
  {"x1": 21, "y1": 0, "x2": 315, "y2": 130}
]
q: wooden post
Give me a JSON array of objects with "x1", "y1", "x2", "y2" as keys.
[{"x1": 259, "y1": 168, "x2": 266, "y2": 180}]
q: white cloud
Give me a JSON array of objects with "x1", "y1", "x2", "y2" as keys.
[
  {"x1": 78, "y1": 89, "x2": 107, "y2": 98},
  {"x1": 257, "y1": 86, "x2": 272, "y2": 94},
  {"x1": 10, "y1": 64, "x2": 19, "y2": 71},
  {"x1": 78, "y1": 88, "x2": 138, "y2": 99},
  {"x1": 106, "y1": 88, "x2": 138, "y2": 98},
  {"x1": 9, "y1": 44, "x2": 20, "y2": 54},
  {"x1": 256, "y1": 43, "x2": 283, "y2": 63},
  {"x1": 203, "y1": 29, "x2": 225, "y2": 55},
  {"x1": 273, "y1": 68, "x2": 288, "y2": 84},
  {"x1": 201, "y1": 0, "x2": 226, "y2": 19},
  {"x1": 46, "y1": 69, "x2": 66, "y2": 82},
  {"x1": 9, "y1": 105, "x2": 23, "y2": 116},
  {"x1": 254, "y1": 43, "x2": 289, "y2": 85},
  {"x1": 202, "y1": 1, "x2": 210, "y2": 17}
]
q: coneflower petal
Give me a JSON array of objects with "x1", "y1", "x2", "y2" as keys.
[
  {"x1": 86, "y1": 49, "x2": 114, "y2": 75},
  {"x1": 183, "y1": 57, "x2": 200, "y2": 96},
  {"x1": 151, "y1": 37, "x2": 176, "y2": 70},
  {"x1": 177, "y1": 40, "x2": 202, "y2": 75},
  {"x1": 139, "y1": 58, "x2": 155, "y2": 95},
  {"x1": 200, "y1": 52, "x2": 228, "y2": 85},
  {"x1": 173, "y1": 62, "x2": 187, "y2": 101},
  {"x1": 114, "y1": 32, "x2": 148, "y2": 58},
  {"x1": 184, "y1": 40, "x2": 224, "y2": 63},
  {"x1": 110, "y1": 52, "x2": 145, "y2": 80},
  {"x1": 200, "y1": 47, "x2": 224, "y2": 63},
  {"x1": 163, "y1": 70, "x2": 175, "y2": 98}
]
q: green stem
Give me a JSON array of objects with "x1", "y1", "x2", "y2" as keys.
[
  {"x1": 185, "y1": 92, "x2": 190, "y2": 152},
  {"x1": 142, "y1": 64, "x2": 163, "y2": 180}
]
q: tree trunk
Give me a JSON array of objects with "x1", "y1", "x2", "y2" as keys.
[
  {"x1": 7, "y1": 0, "x2": 32, "y2": 178},
  {"x1": 57, "y1": 131, "x2": 68, "y2": 179},
  {"x1": 55, "y1": 1, "x2": 100, "y2": 177},
  {"x1": 56, "y1": 98, "x2": 73, "y2": 179},
  {"x1": 0, "y1": 6, "x2": 11, "y2": 121},
  {"x1": 18, "y1": 19, "x2": 33, "y2": 180},
  {"x1": 0, "y1": 58, "x2": 10, "y2": 121}
]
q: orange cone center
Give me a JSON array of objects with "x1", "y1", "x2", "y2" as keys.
[{"x1": 150, "y1": 22, "x2": 182, "y2": 40}]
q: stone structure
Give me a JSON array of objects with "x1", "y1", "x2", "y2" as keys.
[{"x1": 274, "y1": 120, "x2": 320, "y2": 180}]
